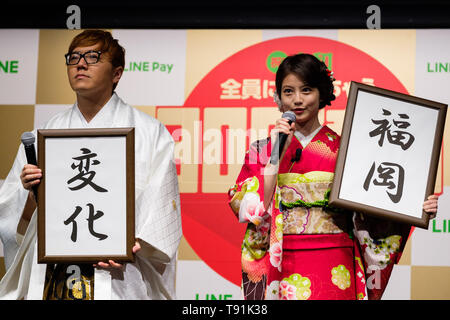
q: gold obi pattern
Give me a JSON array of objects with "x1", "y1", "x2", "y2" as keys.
[
  {"x1": 42, "y1": 263, "x2": 94, "y2": 300},
  {"x1": 277, "y1": 172, "x2": 348, "y2": 235}
]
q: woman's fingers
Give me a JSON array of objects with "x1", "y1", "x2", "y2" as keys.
[
  {"x1": 272, "y1": 119, "x2": 294, "y2": 138},
  {"x1": 275, "y1": 118, "x2": 292, "y2": 132},
  {"x1": 423, "y1": 201, "x2": 438, "y2": 213},
  {"x1": 423, "y1": 194, "x2": 438, "y2": 214}
]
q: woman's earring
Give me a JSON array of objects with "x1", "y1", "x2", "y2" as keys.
[{"x1": 273, "y1": 92, "x2": 283, "y2": 111}]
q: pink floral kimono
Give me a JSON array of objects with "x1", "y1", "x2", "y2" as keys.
[{"x1": 228, "y1": 126, "x2": 411, "y2": 300}]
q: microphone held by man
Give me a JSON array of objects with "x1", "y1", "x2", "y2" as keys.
[{"x1": 20, "y1": 132, "x2": 40, "y2": 202}]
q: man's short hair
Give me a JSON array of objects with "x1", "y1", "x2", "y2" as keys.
[{"x1": 68, "y1": 30, "x2": 125, "y2": 90}]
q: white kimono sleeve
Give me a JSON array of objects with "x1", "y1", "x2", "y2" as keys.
[
  {"x1": 134, "y1": 121, "x2": 182, "y2": 264},
  {"x1": 0, "y1": 144, "x2": 29, "y2": 271}
]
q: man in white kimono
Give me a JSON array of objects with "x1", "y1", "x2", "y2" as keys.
[{"x1": 0, "y1": 30, "x2": 182, "y2": 299}]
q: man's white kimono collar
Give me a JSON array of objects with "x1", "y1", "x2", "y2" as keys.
[{"x1": 72, "y1": 93, "x2": 119, "y2": 128}]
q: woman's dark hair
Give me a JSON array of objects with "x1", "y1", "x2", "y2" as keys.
[{"x1": 275, "y1": 53, "x2": 336, "y2": 109}]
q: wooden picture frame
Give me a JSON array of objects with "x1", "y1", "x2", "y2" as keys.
[
  {"x1": 37, "y1": 128, "x2": 135, "y2": 263},
  {"x1": 329, "y1": 81, "x2": 447, "y2": 229}
]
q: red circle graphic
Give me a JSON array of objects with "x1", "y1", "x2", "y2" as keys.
[{"x1": 181, "y1": 36, "x2": 408, "y2": 286}]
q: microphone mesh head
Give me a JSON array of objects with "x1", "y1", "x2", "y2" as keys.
[
  {"x1": 21, "y1": 132, "x2": 35, "y2": 146},
  {"x1": 282, "y1": 111, "x2": 297, "y2": 123}
]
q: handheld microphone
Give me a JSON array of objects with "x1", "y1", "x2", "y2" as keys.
[
  {"x1": 21, "y1": 132, "x2": 38, "y2": 201},
  {"x1": 270, "y1": 111, "x2": 296, "y2": 165}
]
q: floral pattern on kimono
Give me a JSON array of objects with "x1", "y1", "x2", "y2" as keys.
[{"x1": 228, "y1": 126, "x2": 411, "y2": 300}]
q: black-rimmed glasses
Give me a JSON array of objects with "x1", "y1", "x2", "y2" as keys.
[{"x1": 65, "y1": 50, "x2": 102, "y2": 65}]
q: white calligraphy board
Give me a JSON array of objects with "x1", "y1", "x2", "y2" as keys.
[
  {"x1": 339, "y1": 90, "x2": 438, "y2": 218},
  {"x1": 330, "y1": 82, "x2": 447, "y2": 228},
  {"x1": 43, "y1": 135, "x2": 128, "y2": 258}
]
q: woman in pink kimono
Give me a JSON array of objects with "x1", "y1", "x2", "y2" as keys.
[{"x1": 228, "y1": 53, "x2": 438, "y2": 300}]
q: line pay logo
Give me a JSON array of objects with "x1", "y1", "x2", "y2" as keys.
[{"x1": 124, "y1": 61, "x2": 174, "y2": 74}]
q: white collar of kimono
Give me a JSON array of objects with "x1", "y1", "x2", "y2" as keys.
[
  {"x1": 73, "y1": 92, "x2": 119, "y2": 128},
  {"x1": 294, "y1": 125, "x2": 323, "y2": 148}
]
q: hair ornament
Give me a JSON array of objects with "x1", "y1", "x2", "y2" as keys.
[{"x1": 326, "y1": 69, "x2": 336, "y2": 82}]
